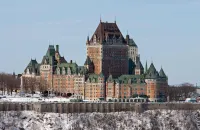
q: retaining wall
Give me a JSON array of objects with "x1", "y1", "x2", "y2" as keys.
[{"x1": 0, "y1": 102, "x2": 200, "y2": 113}]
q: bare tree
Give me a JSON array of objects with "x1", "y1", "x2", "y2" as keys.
[
  {"x1": 29, "y1": 77, "x2": 37, "y2": 96},
  {"x1": 0, "y1": 73, "x2": 20, "y2": 95},
  {"x1": 37, "y1": 78, "x2": 48, "y2": 94},
  {"x1": 165, "y1": 83, "x2": 196, "y2": 101}
]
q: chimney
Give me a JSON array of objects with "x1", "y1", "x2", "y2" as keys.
[
  {"x1": 56, "y1": 45, "x2": 59, "y2": 52},
  {"x1": 126, "y1": 34, "x2": 129, "y2": 44},
  {"x1": 70, "y1": 60, "x2": 72, "y2": 63}
]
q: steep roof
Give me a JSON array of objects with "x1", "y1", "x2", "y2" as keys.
[
  {"x1": 145, "y1": 63, "x2": 159, "y2": 79},
  {"x1": 128, "y1": 39, "x2": 137, "y2": 47},
  {"x1": 90, "y1": 21, "x2": 126, "y2": 44},
  {"x1": 46, "y1": 45, "x2": 55, "y2": 57},
  {"x1": 159, "y1": 68, "x2": 167, "y2": 79},
  {"x1": 107, "y1": 74, "x2": 114, "y2": 82},
  {"x1": 24, "y1": 59, "x2": 40, "y2": 75},
  {"x1": 135, "y1": 61, "x2": 144, "y2": 70},
  {"x1": 60, "y1": 56, "x2": 67, "y2": 63},
  {"x1": 84, "y1": 56, "x2": 92, "y2": 65}
]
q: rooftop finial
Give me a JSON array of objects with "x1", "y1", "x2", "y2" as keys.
[
  {"x1": 86, "y1": 34, "x2": 90, "y2": 44},
  {"x1": 114, "y1": 16, "x2": 116, "y2": 23},
  {"x1": 100, "y1": 15, "x2": 102, "y2": 23}
]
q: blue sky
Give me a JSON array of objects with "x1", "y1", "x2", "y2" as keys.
[{"x1": 0, "y1": 0, "x2": 199, "y2": 85}]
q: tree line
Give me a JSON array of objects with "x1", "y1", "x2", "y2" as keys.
[
  {"x1": 0, "y1": 72, "x2": 49, "y2": 96},
  {"x1": 166, "y1": 83, "x2": 197, "y2": 101},
  {"x1": 22, "y1": 76, "x2": 49, "y2": 95},
  {"x1": 0, "y1": 73, "x2": 20, "y2": 95}
]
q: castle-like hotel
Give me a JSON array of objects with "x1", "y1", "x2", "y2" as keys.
[{"x1": 22, "y1": 20, "x2": 168, "y2": 102}]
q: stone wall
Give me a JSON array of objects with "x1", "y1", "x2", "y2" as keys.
[{"x1": 1, "y1": 102, "x2": 200, "y2": 113}]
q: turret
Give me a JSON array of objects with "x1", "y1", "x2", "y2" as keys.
[
  {"x1": 135, "y1": 60, "x2": 144, "y2": 75},
  {"x1": 56, "y1": 45, "x2": 59, "y2": 52},
  {"x1": 159, "y1": 67, "x2": 167, "y2": 80},
  {"x1": 126, "y1": 34, "x2": 129, "y2": 44},
  {"x1": 145, "y1": 61, "x2": 148, "y2": 73},
  {"x1": 86, "y1": 35, "x2": 90, "y2": 45}
]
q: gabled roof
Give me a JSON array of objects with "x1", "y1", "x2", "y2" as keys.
[
  {"x1": 128, "y1": 39, "x2": 137, "y2": 47},
  {"x1": 46, "y1": 45, "x2": 55, "y2": 57},
  {"x1": 24, "y1": 59, "x2": 40, "y2": 75},
  {"x1": 60, "y1": 56, "x2": 67, "y2": 63},
  {"x1": 90, "y1": 21, "x2": 126, "y2": 44},
  {"x1": 145, "y1": 63, "x2": 159, "y2": 79},
  {"x1": 159, "y1": 68, "x2": 167, "y2": 79},
  {"x1": 107, "y1": 74, "x2": 114, "y2": 82},
  {"x1": 135, "y1": 61, "x2": 144, "y2": 70}
]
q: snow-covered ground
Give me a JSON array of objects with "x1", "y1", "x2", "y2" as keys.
[
  {"x1": 0, "y1": 96, "x2": 71, "y2": 103},
  {"x1": 0, "y1": 92, "x2": 73, "y2": 103},
  {"x1": 0, "y1": 110, "x2": 200, "y2": 130}
]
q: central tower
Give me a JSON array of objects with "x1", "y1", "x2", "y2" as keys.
[{"x1": 86, "y1": 21, "x2": 129, "y2": 78}]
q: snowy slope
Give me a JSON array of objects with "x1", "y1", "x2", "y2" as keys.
[{"x1": 0, "y1": 110, "x2": 200, "y2": 130}]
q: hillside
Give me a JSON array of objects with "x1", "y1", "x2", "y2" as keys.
[{"x1": 0, "y1": 110, "x2": 200, "y2": 130}]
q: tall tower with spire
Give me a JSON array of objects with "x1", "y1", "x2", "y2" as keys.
[{"x1": 145, "y1": 61, "x2": 148, "y2": 73}]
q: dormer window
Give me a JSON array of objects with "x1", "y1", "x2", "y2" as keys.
[
  {"x1": 62, "y1": 67, "x2": 66, "y2": 75},
  {"x1": 93, "y1": 35, "x2": 97, "y2": 43},
  {"x1": 27, "y1": 69, "x2": 30, "y2": 74},
  {"x1": 57, "y1": 68, "x2": 60, "y2": 75},
  {"x1": 113, "y1": 35, "x2": 116, "y2": 43},
  {"x1": 67, "y1": 67, "x2": 71, "y2": 75}
]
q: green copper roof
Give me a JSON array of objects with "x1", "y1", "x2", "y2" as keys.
[
  {"x1": 128, "y1": 39, "x2": 137, "y2": 47},
  {"x1": 84, "y1": 56, "x2": 92, "y2": 65},
  {"x1": 159, "y1": 68, "x2": 167, "y2": 79},
  {"x1": 24, "y1": 59, "x2": 40, "y2": 75},
  {"x1": 87, "y1": 73, "x2": 104, "y2": 83},
  {"x1": 145, "y1": 63, "x2": 159, "y2": 79},
  {"x1": 118, "y1": 75, "x2": 145, "y2": 84},
  {"x1": 78, "y1": 66, "x2": 88, "y2": 75},
  {"x1": 46, "y1": 45, "x2": 55, "y2": 57},
  {"x1": 56, "y1": 62, "x2": 78, "y2": 75}
]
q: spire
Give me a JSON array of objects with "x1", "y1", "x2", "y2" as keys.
[
  {"x1": 159, "y1": 67, "x2": 167, "y2": 79},
  {"x1": 100, "y1": 15, "x2": 102, "y2": 23},
  {"x1": 86, "y1": 35, "x2": 90, "y2": 44},
  {"x1": 114, "y1": 16, "x2": 116, "y2": 23},
  {"x1": 145, "y1": 62, "x2": 159, "y2": 79},
  {"x1": 145, "y1": 61, "x2": 148, "y2": 73},
  {"x1": 13, "y1": 71, "x2": 15, "y2": 77}
]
